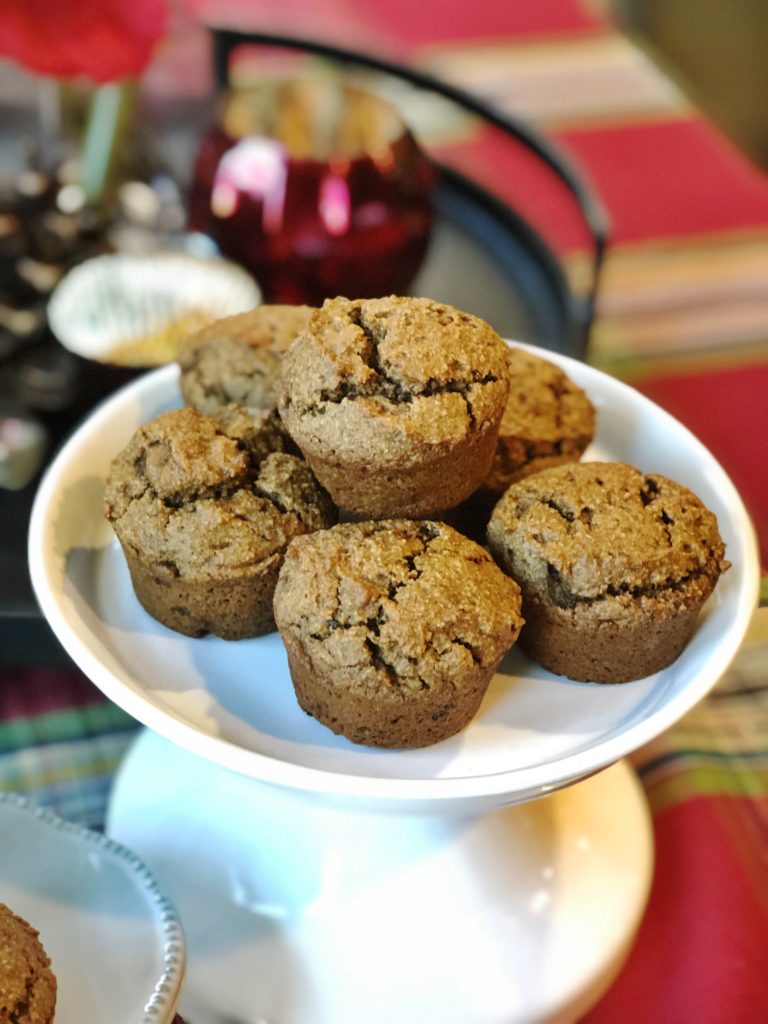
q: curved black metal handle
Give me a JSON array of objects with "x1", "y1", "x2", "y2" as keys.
[{"x1": 211, "y1": 29, "x2": 611, "y2": 348}]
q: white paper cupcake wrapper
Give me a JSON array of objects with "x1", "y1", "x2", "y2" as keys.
[{"x1": 49, "y1": 251, "x2": 262, "y2": 364}]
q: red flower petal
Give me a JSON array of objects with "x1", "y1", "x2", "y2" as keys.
[{"x1": 0, "y1": 0, "x2": 168, "y2": 81}]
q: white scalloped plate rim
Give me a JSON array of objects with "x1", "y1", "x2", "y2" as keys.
[
  {"x1": 0, "y1": 791, "x2": 186, "y2": 1023},
  {"x1": 28, "y1": 344, "x2": 760, "y2": 808}
]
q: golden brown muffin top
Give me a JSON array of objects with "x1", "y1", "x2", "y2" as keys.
[
  {"x1": 104, "y1": 408, "x2": 335, "y2": 580},
  {"x1": 0, "y1": 903, "x2": 57, "y2": 1024},
  {"x1": 105, "y1": 407, "x2": 249, "y2": 513},
  {"x1": 500, "y1": 347, "x2": 595, "y2": 446},
  {"x1": 178, "y1": 305, "x2": 313, "y2": 460},
  {"x1": 487, "y1": 461, "x2": 728, "y2": 609},
  {"x1": 274, "y1": 519, "x2": 523, "y2": 696},
  {"x1": 178, "y1": 304, "x2": 314, "y2": 413},
  {"x1": 277, "y1": 296, "x2": 511, "y2": 463},
  {"x1": 179, "y1": 304, "x2": 314, "y2": 362},
  {"x1": 180, "y1": 339, "x2": 284, "y2": 417},
  {"x1": 483, "y1": 346, "x2": 595, "y2": 489}
]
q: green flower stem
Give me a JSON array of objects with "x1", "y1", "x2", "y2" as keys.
[{"x1": 80, "y1": 80, "x2": 135, "y2": 209}]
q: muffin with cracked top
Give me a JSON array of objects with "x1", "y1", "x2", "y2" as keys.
[
  {"x1": 0, "y1": 902, "x2": 57, "y2": 1023},
  {"x1": 276, "y1": 296, "x2": 511, "y2": 518},
  {"x1": 178, "y1": 304, "x2": 313, "y2": 461},
  {"x1": 452, "y1": 344, "x2": 595, "y2": 539},
  {"x1": 487, "y1": 461, "x2": 729, "y2": 683},
  {"x1": 485, "y1": 345, "x2": 593, "y2": 484},
  {"x1": 273, "y1": 519, "x2": 524, "y2": 747},
  {"x1": 104, "y1": 406, "x2": 336, "y2": 639}
]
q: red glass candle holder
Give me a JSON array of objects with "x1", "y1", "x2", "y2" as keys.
[{"x1": 188, "y1": 78, "x2": 435, "y2": 305}]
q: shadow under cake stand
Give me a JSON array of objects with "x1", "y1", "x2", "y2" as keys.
[{"x1": 29, "y1": 354, "x2": 759, "y2": 1024}]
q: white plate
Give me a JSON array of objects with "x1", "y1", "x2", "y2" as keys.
[
  {"x1": 28, "y1": 346, "x2": 760, "y2": 811},
  {"x1": 0, "y1": 791, "x2": 185, "y2": 1024}
]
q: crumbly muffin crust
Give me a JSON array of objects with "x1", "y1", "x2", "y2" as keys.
[
  {"x1": 180, "y1": 304, "x2": 314, "y2": 362},
  {"x1": 487, "y1": 461, "x2": 729, "y2": 682},
  {"x1": 450, "y1": 345, "x2": 595, "y2": 540},
  {"x1": 179, "y1": 304, "x2": 313, "y2": 460},
  {"x1": 104, "y1": 407, "x2": 336, "y2": 639},
  {"x1": 273, "y1": 519, "x2": 524, "y2": 747},
  {"x1": 276, "y1": 296, "x2": 511, "y2": 517},
  {"x1": 0, "y1": 903, "x2": 57, "y2": 1024},
  {"x1": 485, "y1": 346, "x2": 594, "y2": 494}
]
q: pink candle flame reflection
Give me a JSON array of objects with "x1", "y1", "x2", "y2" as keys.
[
  {"x1": 318, "y1": 173, "x2": 351, "y2": 236},
  {"x1": 212, "y1": 137, "x2": 288, "y2": 235}
]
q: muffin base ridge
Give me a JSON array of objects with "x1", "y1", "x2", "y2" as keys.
[
  {"x1": 519, "y1": 599, "x2": 704, "y2": 683},
  {"x1": 124, "y1": 550, "x2": 281, "y2": 640},
  {"x1": 304, "y1": 429, "x2": 498, "y2": 519}
]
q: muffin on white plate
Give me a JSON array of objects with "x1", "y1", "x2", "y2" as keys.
[{"x1": 178, "y1": 303, "x2": 313, "y2": 461}]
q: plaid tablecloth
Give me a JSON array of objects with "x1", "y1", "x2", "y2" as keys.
[{"x1": 3, "y1": 2, "x2": 768, "y2": 1021}]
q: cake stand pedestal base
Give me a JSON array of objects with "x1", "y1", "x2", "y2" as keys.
[{"x1": 107, "y1": 729, "x2": 653, "y2": 1024}]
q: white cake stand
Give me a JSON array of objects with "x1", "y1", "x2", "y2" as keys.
[
  {"x1": 108, "y1": 730, "x2": 652, "y2": 1024},
  {"x1": 29, "y1": 350, "x2": 760, "y2": 1024}
]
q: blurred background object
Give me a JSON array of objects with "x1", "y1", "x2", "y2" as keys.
[
  {"x1": 189, "y1": 74, "x2": 435, "y2": 304},
  {"x1": 0, "y1": 0, "x2": 176, "y2": 495},
  {"x1": 48, "y1": 250, "x2": 260, "y2": 376},
  {"x1": 613, "y1": 0, "x2": 768, "y2": 171}
]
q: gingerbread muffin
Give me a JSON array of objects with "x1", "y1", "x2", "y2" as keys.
[
  {"x1": 0, "y1": 903, "x2": 57, "y2": 1023},
  {"x1": 481, "y1": 346, "x2": 594, "y2": 497},
  {"x1": 276, "y1": 296, "x2": 511, "y2": 518},
  {"x1": 450, "y1": 345, "x2": 595, "y2": 539},
  {"x1": 487, "y1": 461, "x2": 729, "y2": 683},
  {"x1": 273, "y1": 519, "x2": 524, "y2": 747},
  {"x1": 104, "y1": 407, "x2": 336, "y2": 639},
  {"x1": 178, "y1": 304, "x2": 313, "y2": 460}
]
